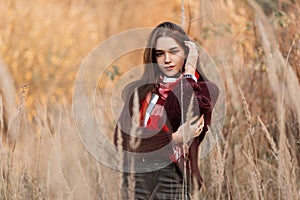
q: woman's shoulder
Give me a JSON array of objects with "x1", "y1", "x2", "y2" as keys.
[
  {"x1": 123, "y1": 82, "x2": 156, "y2": 105},
  {"x1": 181, "y1": 78, "x2": 219, "y2": 95},
  {"x1": 173, "y1": 78, "x2": 219, "y2": 107},
  {"x1": 197, "y1": 81, "x2": 219, "y2": 94},
  {"x1": 196, "y1": 81, "x2": 219, "y2": 106}
]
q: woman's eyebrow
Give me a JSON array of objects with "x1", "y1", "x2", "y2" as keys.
[
  {"x1": 155, "y1": 47, "x2": 179, "y2": 51},
  {"x1": 169, "y1": 47, "x2": 179, "y2": 51}
]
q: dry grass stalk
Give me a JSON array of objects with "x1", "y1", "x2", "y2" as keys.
[
  {"x1": 257, "y1": 116, "x2": 278, "y2": 160},
  {"x1": 219, "y1": 53, "x2": 241, "y2": 112},
  {"x1": 116, "y1": 124, "x2": 124, "y2": 200},
  {"x1": 206, "y1": 124, "x2": 227, "y2": 200},
  {"x1": 127, "y1": 89, "x2": 142, "y2": 199},
  {"x1": 208, "y1": 146, "x2": 218, "y2": 195},
  {"x1": 221, "y1": 130, "x2": 230, "y2": 198},
  {"x1": 183, "y1": 93, "x2": 195, "y2": 143},
  {"x1": 215, "y1": 134, "x2": 225, "y2": 200},
  {"x1": 233, "y1": 174, "x2": 241, "y2": 200},
  {"x1": 0, "y1": 94, "x2": 3, "y2": 142},
  {"x1": 4, "y1": 84, "x2": 28, "y2": 198},
  {"x1": 238, "y1": 86, "x2": 254, "y2": 136},
  {"x1": 0, "y1": 59, "x2": 17, "y2": 137},
  {"x1": 128, "y1": 156, "x2": 135, "y2": 200},
  {"x1": 238, "y1": 86, "x2": 257, "y2": 170},
  {"x1": 181, "y1": 93, "x2": 195, "y2": 199},
  {"x1": 181, "y1": 0, "x2": 185, "y2": 29},
  {"x1": 280, "y1": 38, "x2": 296, "y2": 107},
  {"x1": 9, "y1": 84, "x2": 28, "y2": 142},
  {"x1": 95, "y1": 162, "x2": 109, "y2": 200},
  {"x1": 242, "y1": 151, "x2": 265, "y2": 200},
  {"x1": 129, "y1": 89, "x2": 141, "y2": 150},
  {"x1": 35, "y1": 125, "x2": 43, "y2": 199},
  {"x1": 277, "y1": 120, "x2": 298, "y2": 200}
]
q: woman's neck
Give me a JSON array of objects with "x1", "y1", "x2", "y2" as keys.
[{"x1": 161, "y1": 74, "x2": 182, "y2": 83}]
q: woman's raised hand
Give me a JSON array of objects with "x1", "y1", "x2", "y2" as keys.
[
  {"x1": 172, "y1": 115, "x2": 205, "y2": 144},
  {"x1": 184, "y1": 41, "x2": 198, "y2": 75}
]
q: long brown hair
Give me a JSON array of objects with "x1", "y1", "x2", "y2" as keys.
[{"x1": 122, "y1": 22, "x2": 206, "y2": 102}]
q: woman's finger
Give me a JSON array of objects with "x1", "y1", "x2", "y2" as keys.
[
  {"x1": 184, "y1": 41, "x2": 197, "y2": 51},
  {"x1": 184, "y1": 41, "x2": 196, "y2": 47},
  {"x1": 196, "y1": 115, "x2": 204, "y2": 128},
  {"x1": 191, "y1": 115, "x2": 198, "y2": 122},
  {"x1": 195, "y1": 126, "x2": 203, "y2": 137}
]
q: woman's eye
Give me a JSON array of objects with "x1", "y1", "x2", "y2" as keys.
[
  {"x1": 170, "y1": 50, "x2": 178, "y2": 54},
  {"x1": 155, "y1": 52, "x2": 163, "y2": 57}
]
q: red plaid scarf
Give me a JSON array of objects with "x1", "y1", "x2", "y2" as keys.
[
  {"x1": 140, "y1": 75, "x2": 182, "y2": 129},
  {"x1": 140, "y1": 75, "x2": 184, "y2": 162}
]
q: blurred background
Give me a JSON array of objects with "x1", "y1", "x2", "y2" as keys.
[{"x1": 0, "y1": 0, "x2": 299, "y2": 199}]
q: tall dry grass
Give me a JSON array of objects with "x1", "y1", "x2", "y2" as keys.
[{"x1": 0, "y1": 0, "x2": 299, "y2": 199}]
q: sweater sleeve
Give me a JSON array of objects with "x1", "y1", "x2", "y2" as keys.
[
  {"x1": 186, "y1": 78, "x2": 219, "y2": 131},
  {"x1": 164, "y1": 78, "x2": 219, "y2": 144},
  {"x1": 169, "y1": 78, "x2": 219, "y2": 192}
]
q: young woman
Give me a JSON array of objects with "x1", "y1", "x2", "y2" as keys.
[{"x1": 114, "y1": 22, "x2": 219, "y2": 199}]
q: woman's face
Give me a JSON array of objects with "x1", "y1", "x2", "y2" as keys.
[{"x1": 155, "y1": 37, "x2": 185, "y2": 77}]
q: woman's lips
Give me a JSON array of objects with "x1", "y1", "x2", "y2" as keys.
[{"x1": 165, "y1": 66, "x2": 175, "y2": 70}]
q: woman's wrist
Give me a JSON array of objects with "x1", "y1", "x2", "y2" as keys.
[
  {"x1": 184, "y1": 67, "x2": 195, "y2": 75},
  {"x1": 183, "y1": 73, "x2": 197, "y2": 82},
  {"x1": 172, "y1": 131, "x2": 182, "y2": 144}
]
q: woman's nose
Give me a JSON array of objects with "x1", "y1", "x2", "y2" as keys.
[{"x1": 164, "y1": 53, "x2": 171, "y2": 64}]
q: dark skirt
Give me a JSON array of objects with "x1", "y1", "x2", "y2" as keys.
[{"x1": 121, "y1": 163, "x2": 191, "y2": 200}]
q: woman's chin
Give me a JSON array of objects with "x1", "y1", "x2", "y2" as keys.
[{"x1": 162, "y1": 71, "x2": 181, "y2": 77}]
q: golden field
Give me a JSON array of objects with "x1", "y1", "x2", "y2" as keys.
[{"x1": 0, "y1": 0, "x2": 299, "y2": 199}]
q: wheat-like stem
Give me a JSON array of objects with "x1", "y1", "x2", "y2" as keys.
[
  {"x1": 127, "y1": 156, "x2": 135, "y2": 200},
  {"x1": 257, "y1": 116, "x2": 278, "y2": 160},
  {"x1": 129, "y1": 89, "x2": 141, "y2": 150},
  {"x1": 215, "y1": 135, "x2": 224, "y2": 200},
  {"x1": 116, "y1": 124, "x2": 124, "y2": 200},
  {"x1": 35, "y1": 127, "x2": 43, "y2": 198},
  {"x1": 239, "y1": 86, "x2": 254, "y2": 136},
  {"x1": 239, "y1": 86, "x2": 258, "y2": 170},
  {"x1": 277, "y1": 119, "x2": 298, "y2": 200},
  {"x1": 181, "y1": 0, "x2": 185, "y2": 29},
  {"x1": 242, "y1": 150, "x2": 265, "y2": 200},
  {"x1": 0, "y1": 94, "x2": 3, "y2": 147},
  {"x1": 96, "y1": 162, "x2": 108, "y2": 199},
  {"x1": 181, "y1": 93, "x2": 195, "y2": 199},
  {"x1": 127, "y1": 89, "x2": 142, "y2": 199},
  {"x1": 6, "y1": 84, "x2": 28, "y2": 197}
]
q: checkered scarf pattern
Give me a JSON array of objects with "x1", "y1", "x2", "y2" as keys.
[{"x1": 140, "y1": 75, "x2": 184, "y2": 162}]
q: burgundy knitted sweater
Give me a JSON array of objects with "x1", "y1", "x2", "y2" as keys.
[{"x1": 114, "y1": 77, "x2": 219, "y2": 191}]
